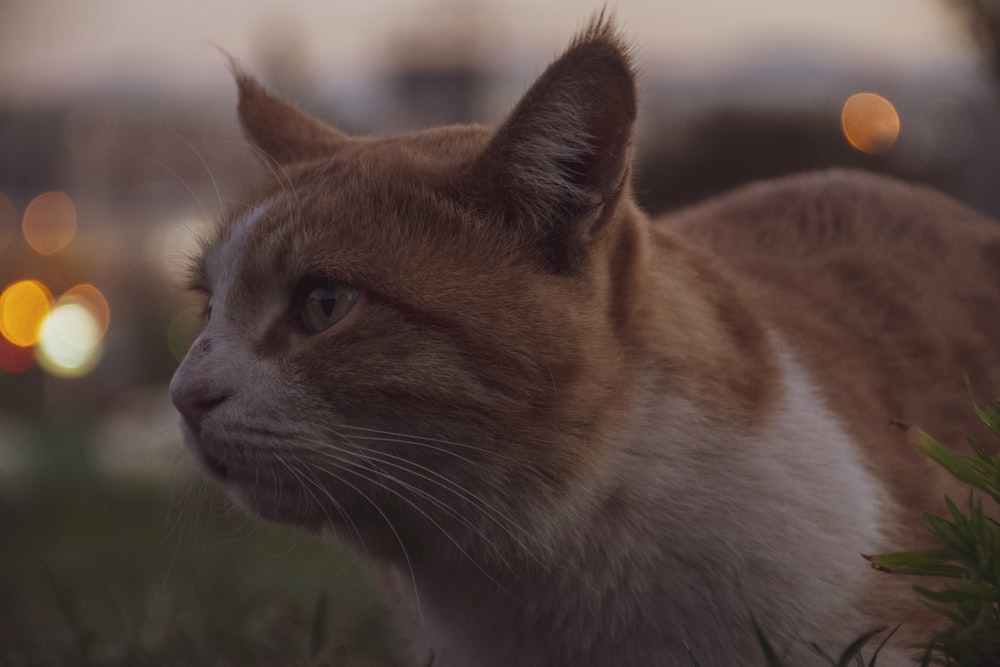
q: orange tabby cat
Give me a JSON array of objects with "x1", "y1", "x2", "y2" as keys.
[{"x1": 170, "y1": 15, "x2": 1000, "y2": 667}]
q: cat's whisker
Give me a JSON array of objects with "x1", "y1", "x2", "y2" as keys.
[
  {"x1": 317, "y1": 431, "x2": 544, "y2": 564},
  {"x1": 303, "y1": 443, "x2": 514, "y2": 596},
  {"x1": 299, "y1": 432, "x2": 593, "y2": 593},
  {"x1": 334, "y1": 423, "x2": 525, "y2": 466},
  {"x1": 278, "y1": 448, "x2": 429, "y2": 645},
  {"x1": 273, "y1": 455, "x2": 365, "y2": 550},
  {"x1": 117, "y1": 112, "x2": 226, "y2": 221},
  {"x1": 238, "y1": 139, "x2": 298, "y2": 208},
  {"x1": 306, "y1": 440, "x2": 514, "y2": 563}
]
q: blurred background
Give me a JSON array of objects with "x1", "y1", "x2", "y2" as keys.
[{"x1": 2, "y1": 0, "x2": 999, "y2": 664}]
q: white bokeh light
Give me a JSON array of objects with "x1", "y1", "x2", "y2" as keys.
[{"x1": 36, "y1": 302, "x2": 104, "y2": 378}]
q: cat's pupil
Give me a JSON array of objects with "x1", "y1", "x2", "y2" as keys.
[
  {"x1": 315, "y1": 288, "x2": 337, "y2": 315},
  {"x1": 300, "y1": 282, "x2": 359, "y2": 334}
]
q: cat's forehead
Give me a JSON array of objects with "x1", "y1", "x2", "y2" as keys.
[{"x1": 196, "y1": 154, "x2": 498, "y2": 310}]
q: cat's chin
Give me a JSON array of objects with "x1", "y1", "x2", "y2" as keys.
[
  {"x1": 228, "y1": 483, "x2": 327, "y2": 533},
  {"x1": 184, "y1": 440, "x2": 329, "y2": 531}
]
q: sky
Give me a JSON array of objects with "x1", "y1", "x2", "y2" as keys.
[{"x1": 0, "y1": 0, "x2": 980, "y2": 105}]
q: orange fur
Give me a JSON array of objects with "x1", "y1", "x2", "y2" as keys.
[{"x1": 172, "y1": 14, "x2": 1000, "y2": 666}]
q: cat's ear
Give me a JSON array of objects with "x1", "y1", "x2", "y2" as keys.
[
  {"x1": 234, "y1": 69, "x2": 349, "y2": 166},
  {"x1": 470, "y1": 14, "x2": 637, "y2": 272}
]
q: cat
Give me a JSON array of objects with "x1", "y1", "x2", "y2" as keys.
[{"x1": 170, "y1": 14, "x2": 1000, "y2": 667}]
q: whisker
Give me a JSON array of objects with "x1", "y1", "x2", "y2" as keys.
[
  {"x1": 320, "y1": 432, "x2": 539, "y2": 562},
  {"x1": 303, "y1": 430, "x2": 599, "y2": 594},
  {"x1": 310, "y1": 443, "x2": 514, "y2": 571},
  {"x1": 335, "y1": 423, "x2": 525, "y2": 465},
  {"x1": 279, "y1": 448, "x2": 429, "y2": 645},
  {"x1": 115, "y1": 111, "x2": 226, "y2": 221}
]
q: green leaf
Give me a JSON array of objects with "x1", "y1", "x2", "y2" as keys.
[
  {"x1": 864, "y1": 550, "x2": 964, "y2": 578},
  {"x1": 915, "y1": 432, "x2": 989, "y2": 492},
  {"x1": 973, "y1": 399, "x2": 1000, "y2": 440}
]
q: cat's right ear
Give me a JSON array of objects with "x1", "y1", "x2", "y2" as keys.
[
  {"x1": 464, "y1": 14, "x2": 638, "y2": 274},
  {"x1": 233, "y1": 67, "x2": 349, "y2": 166}
]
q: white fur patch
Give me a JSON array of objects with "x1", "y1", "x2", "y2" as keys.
[{"x1": 205, "y1": 199, "x2": 272, "y2": 322}]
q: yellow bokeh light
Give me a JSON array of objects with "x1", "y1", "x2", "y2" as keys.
[
  {"x1": 36, "y1": 302, "x2": 103, "y2": 378},
  {"x1": 841, "y1": 93, "x2": 900, "y2": 155},
  {"x1": 22, "y1": 191, "x2": 77, "y2": 255},
  {"x1": 61, "y1": 284, "x2": 111, "y2": 338},
  {"x1": 0, "y1": 280, "x2": 53, "y2": 347}
]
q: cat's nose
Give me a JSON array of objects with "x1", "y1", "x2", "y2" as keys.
[
  {"x1": 169, "y1": 345, "x2": 231, "y2": 429},
  {"x1": 171, "y1": 382, "x2": 229, "y2": 428}
]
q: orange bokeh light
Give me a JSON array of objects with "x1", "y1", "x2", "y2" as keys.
[
  {"x1": 841, "y1": 93, "x2": 900, "y2": 155},
  {"x1": 22, "y1": 191, "x2": 77, "y2": 255},
  {"x1": 0, "y1": 280, "x2": 53, "y2": 347},
  {"x1": 61, "y1": 283, "x2": 111, "y2": 337}
]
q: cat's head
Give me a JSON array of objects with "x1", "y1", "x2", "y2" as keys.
[{"x1": 170, "y1": 16, "x2": 644, "y2": 557}]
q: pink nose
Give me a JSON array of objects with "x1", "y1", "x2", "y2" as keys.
[
  {"x1": 171, "y1": 382, "x2": 229, "y2": 429},
  {"x1": 169, "y1": 335, "x2": 231, "y2": 430}
]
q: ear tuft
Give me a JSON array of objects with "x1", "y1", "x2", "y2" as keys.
[
  {"x1": 230, "y1": 61, "x2": 349, "y2": 167},
  {"x1": 470, "y1": 12, "x2": 637, "y2": 272},
  {"x1": 569, "y1": 8, "x2": 631, "y2": 56}
]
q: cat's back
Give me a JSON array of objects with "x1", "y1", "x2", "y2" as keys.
[
  {"x1": 660, "y1": 169, "x2": 1000, "y2": 267},
  {"x1": 658, "y1": 169, "x2": 1000, "y2": 519}
]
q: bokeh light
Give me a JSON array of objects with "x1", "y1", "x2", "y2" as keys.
[
  {"x1": 0, "y1": 280, "x2": 53, "y2": 347},
  {"x1": 841, "y1": 92, "x2": 900, "y2": 154},
  {"x1": 0, "y1": 282, "x2": 110, "y2": 377},
  {"x1": 36, "y1": 302, "x2": 104, "y2": 378},
  {"x1": 61, "y1": 284, "x2": 111, "y2": 337},
  {"x1": 22, "y1": 191, "x2": 77, "y2": 255}
]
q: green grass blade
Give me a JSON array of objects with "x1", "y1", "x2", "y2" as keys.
[
  {"x1": 835, "y1": 627, "x2": 887, "y2": 667},
  {"x1": 866, "y1": 624, "x2": 901, "y2": 667}
]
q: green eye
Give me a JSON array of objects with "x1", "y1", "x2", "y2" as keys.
[{"x1": 299, "y1": 281, "x2": 359, "y2": 334}]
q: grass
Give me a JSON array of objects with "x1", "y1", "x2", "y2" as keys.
[
  {"x1": 0, "y1": 460, "x2": 404, "y2": 667},
  {"x1": 866, "y1": 396, "x2": 1000, "y2": 667}
]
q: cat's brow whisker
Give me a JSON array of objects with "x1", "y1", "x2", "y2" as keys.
[
  {"x1": 119, "y1": 147, "x2": 215, "y2": 223},
  {"x1": 240, "y1": 140, "x2": 296, "y2": 195},
  {"x1": 118, "y1": 112, "x2": 226, "y2": 221}
]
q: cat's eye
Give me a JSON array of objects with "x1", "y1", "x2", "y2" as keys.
[{"x1": 298, "y1": 281, "x2": 359, "y2": 334}]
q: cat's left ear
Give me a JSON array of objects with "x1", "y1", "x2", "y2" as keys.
[
  {"x1": 234, "y1": 69, "x2": 349, "y2": 166},
  {"x1": 468, "y1": 14, "x2": 637, "y2": 272}
]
